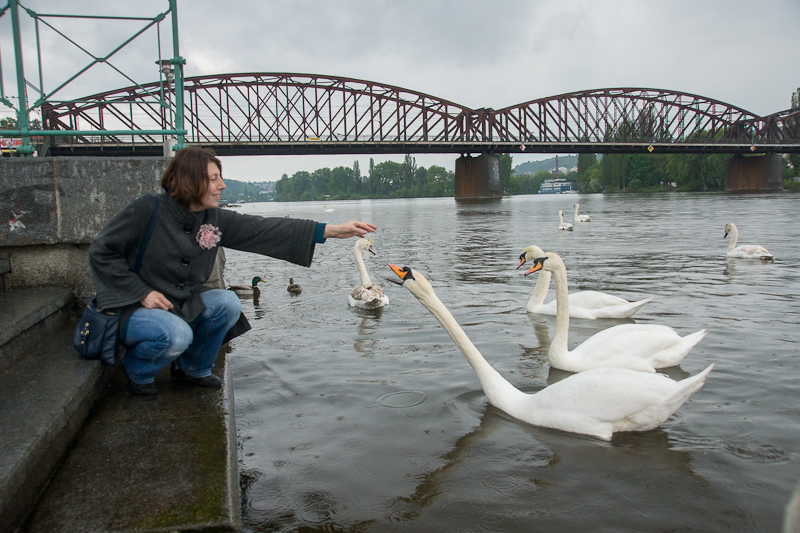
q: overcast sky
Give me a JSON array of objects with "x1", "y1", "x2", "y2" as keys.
[{"x1": 2, "y1": 0, "x2": 798, "y2": 181}]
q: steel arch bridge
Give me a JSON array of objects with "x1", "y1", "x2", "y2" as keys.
[{"x1": 40, "y1": 73, "x2": 800, "y2": 157}]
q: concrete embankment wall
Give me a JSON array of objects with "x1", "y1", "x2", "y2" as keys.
[{"x1": 0, "y1": 157, "x2": 169, "y2": 301}]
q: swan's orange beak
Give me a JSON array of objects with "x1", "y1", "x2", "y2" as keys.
[
  {"x1": 388, "y1": 263, "x2": 407, "y2": 280},
  {"x1": 386, "y1": 263, "x2": 410, "y2": 286},
  {"x1": 516, "y1": 256, "x2": 527, "y2": 269},
  {"x1": 524, "y1": 261, "x2": 543, "y2": 276}
]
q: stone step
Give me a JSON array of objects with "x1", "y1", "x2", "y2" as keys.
[
  {"x1": 0, "y1": 318, "x2": 114, "y2": 532},
  {"x1": 0, "y1": 287, "x2": 75, "y2": 374},
  {"x1": 20, "y1": 348, "x2": 239, "y2": 532},
  {"x1": 0, "y1": 286, "x2": 240, "y2": 532}
]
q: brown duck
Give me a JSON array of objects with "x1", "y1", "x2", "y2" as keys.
[{"x1": 287, "y1": 278, "x2": 302, "y2": 295}]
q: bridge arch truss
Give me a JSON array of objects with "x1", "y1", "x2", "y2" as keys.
[{"x1": 41, "y1": 73, "x2": 800, "y2": 156}]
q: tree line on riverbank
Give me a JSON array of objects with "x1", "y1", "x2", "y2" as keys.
[
  {"x1": 575, "y1": 152, "x2": 800, "y2": 192},
  {"x1": 272, "y1": 150, "x2": 800, "y2": 201},
  {"x1": 275, "y1": 155, "x2": 455, "y2": 200}
]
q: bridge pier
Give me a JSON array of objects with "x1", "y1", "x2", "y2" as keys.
[
  {"x1": 726, "y1": 154, "x2": 783, "y2": 192},
  {"x1": 454, "y1": 153, "x2": 502, "y2": 201}
]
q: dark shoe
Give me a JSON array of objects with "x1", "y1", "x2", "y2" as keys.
[
  {"x1": 170, "y1": 362, "x2": 222, "y2": 388},
  {"x1": 127, "y1": 377, "x2": 158, "y2": 395}
]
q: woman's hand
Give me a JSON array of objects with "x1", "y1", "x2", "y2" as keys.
[
  {"x1": 323, "y1": 220, "x2": 377, "y2": 239},
  {"x1": 141, "y1": 290, "x2": 174, "y2": 310}
]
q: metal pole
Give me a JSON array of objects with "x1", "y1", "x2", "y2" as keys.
[
  {"x1": 9, "y1": 0, "x2": 33, "y2": 154},
  {"x1": 34, "y1": 15, "x2": 43, "y2": 102},
  {"x1": 169, "y1": 0, "x2": 186, "y2": 151}
]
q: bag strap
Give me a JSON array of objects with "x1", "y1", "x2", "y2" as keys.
[{"x1": 132, "y1": 194, "x2": 161, "y2": 275}]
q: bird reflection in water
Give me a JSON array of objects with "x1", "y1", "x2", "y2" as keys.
[
  {"x1": 378, "y1": 406, "x2": 735, "y2": 531},
  {"x1": 252, "y1": 296, "x2": 267, "y2": 321},
  {"x1": 353, "y1": 308, "x2": 384, "y2": 355}
]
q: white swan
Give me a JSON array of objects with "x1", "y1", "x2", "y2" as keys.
[
  {"x1": 525, "y1": 252, "x2": 706, "y2": 373},
  {"x1": 348, "y1": 238, "x2": 389, "y2": 309},
  {"x1": 386, "y1": 263, "x2": 714, "y2": 441},
  {"x1": 573, "y1": 203, "x2": 591, "y2": 222},
  {"x1": 323, "y1": 205, "x2": 335, "y2": 212},
  {"x1": 558, "y1": 210, "x2": 573, "y2": 231},
  {"x1": 724, "y1": 223, "x2": 774, "y2": 260},
  {"x1": 517, "y1": 245, "x2": 652, "y2": 319}
]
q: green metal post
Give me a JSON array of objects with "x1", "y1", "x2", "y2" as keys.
[
  {"x1": 169, "y1": 0, "x2": 186, "y2": 151},
  {"x1": 9, "y1": 0, "x2": 33, "y2": 155}
]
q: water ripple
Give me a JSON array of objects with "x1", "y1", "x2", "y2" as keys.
[
  {"x1": 724, "y1": 442, "x2": 790, "y2": 464},
  {"x1": 375, "y1": 390, "x2": 428, "y2": 408}
]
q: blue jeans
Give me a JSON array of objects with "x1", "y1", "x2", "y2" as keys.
[{"x1": 121, "y1": 289, "x2": 242, "y2": 385}]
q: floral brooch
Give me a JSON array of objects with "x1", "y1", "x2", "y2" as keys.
[{"x1": 196, "y1": 224, "x2": 221, "y2": 249}]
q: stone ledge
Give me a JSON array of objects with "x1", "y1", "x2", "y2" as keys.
[
  {"x1": 0, "y1": 287, "x2": 75, "y2": 373},
  {"x1": 0, "y1": 319, "x2": 114, "y2": 532},
  {"x1": 0, "y1": 287, "x2": 74, "y2": 349},
  {"x1": 21, "y1": 346, "x2": 239, "y2": 532}
]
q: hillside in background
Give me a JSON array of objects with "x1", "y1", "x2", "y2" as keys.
[
  {"x1": 514, "y1": 155, "x2": 578, "y2": 175},
  {"x1": 221, "y1": 180, "x2": 273, "y2": 203}
]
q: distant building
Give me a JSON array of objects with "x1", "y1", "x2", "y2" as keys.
[{"x1": 539, "y1": 178, "x2": 574, "y2": 194}]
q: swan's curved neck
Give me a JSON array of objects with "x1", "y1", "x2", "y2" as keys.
[
  {"x1": 416, "y1": 289, "x2": 522, "y2": 407},
  {"x1": 527, "y1": 270, "x2": 552, "y2": 307},
  {"x1": 559, "y1": 212, "x2": 564, "y2": 224},
  {"x1": 727, "y1": 226, "x2": 739, "y2": 251},
  {"x1": 354, "y1": 247, "x2": 372, "y2": 285},
  {"x1": 574, "y1": 205, "x2": 579, "y2": 217},
  {"x1": 548, "y1": 265, "x2": 570, "y2": 359}
]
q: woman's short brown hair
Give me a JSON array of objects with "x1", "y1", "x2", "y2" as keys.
[{"x1": 160, "y1": 146, "x2": 222, "y2": 207}]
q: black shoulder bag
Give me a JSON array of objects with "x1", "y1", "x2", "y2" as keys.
[{"x1": 74, "y1": 194, "x2": 161, "y2": 365}]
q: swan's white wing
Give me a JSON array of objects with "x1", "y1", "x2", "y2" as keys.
[
  {"x1": 529, "y1": 292, "x2": 651, "y2": 319},
  {"x1": 570, "y1": 291, "x2": 631, "y2": 308},
  {"x1": 569, "y1": 292, "x2": 652, "y2": 319},
  {"x1": 530, "y1": 298, "x2": 599, "y2": 318},
  {"x1": 728, "y1": 245, "x2": 773, "y2": 259},
  {"x1": 533, "y1": 368, "x2": 680, "y2": 420},
  {"x1": 524, "y1": 367, "x2": 695, "y2": 438},
  {"x1": 570, "y1": 324, "x2": 696, "y2": 371},
  {"x1": 578, "y1": 324, "x2": 677, "y2": 348}
]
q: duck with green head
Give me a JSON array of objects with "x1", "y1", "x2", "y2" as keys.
[{"x1": 229, "y1": 276, "x2": 265, "y2": 298}]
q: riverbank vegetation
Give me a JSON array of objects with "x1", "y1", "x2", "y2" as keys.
[
  {"x1": 274, "y1": 155, "x2": 455, "y2": 201},
  {"x1": 574, "y1": 152, "x2": 731, "y2": 193},
  {"x1": 783, "y1": 154, "x2": 800, "y2": 191},
  {"x1": 265, "y1": 150, "x2": 799, "y2": 202},
  {"x1": 553, "y1": 151, "x2": 798, "y2": 193}
]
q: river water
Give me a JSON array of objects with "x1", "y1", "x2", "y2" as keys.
[{"x1": 224, "y1": 192, "x2": 800, "y2": 532}]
